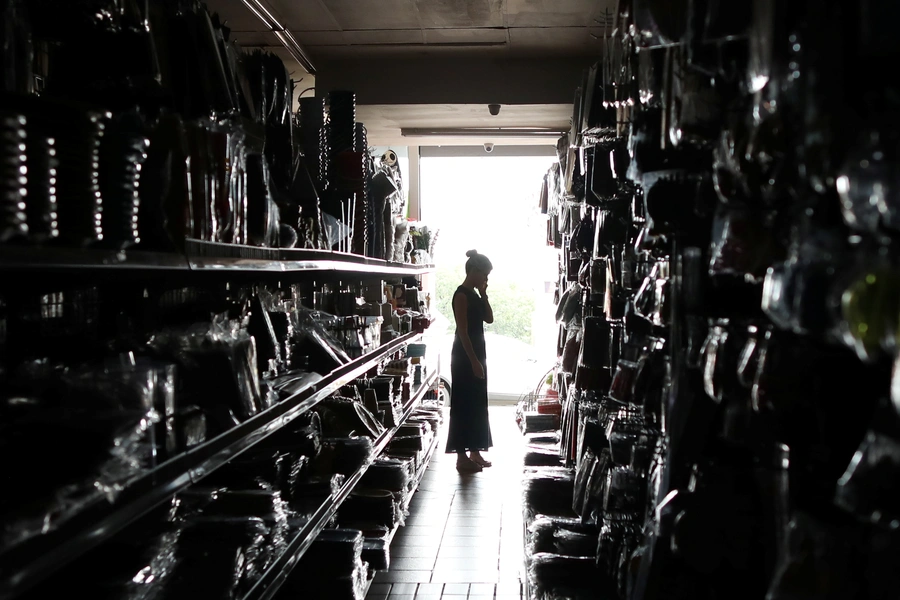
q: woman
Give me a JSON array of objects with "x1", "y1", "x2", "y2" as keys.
[{"x1": 446, "y1": 249, "x2": 495, "y2": 473}]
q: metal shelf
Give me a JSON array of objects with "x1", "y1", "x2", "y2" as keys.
[
  {"x1": 0, "y1": 245, "x2": 190, "y2": 271},
  {"x1": 244, "y1": 369, "x2": 440, "y2": 600},
  {"x1": 185, "y1": 240, "x2": 435, "y2": 276},
  {"x1": 0, "y1": 331, "x2": 420, "y2": 600},
  {"x1": 0, "y1": 241, "x2": 433, "y2": 277}
]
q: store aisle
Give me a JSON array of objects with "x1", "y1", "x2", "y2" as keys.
[{"x1": 367, "y1": 406, "x2": 526, "y2": 600}]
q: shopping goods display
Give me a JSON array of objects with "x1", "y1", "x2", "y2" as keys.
[
  {"x1": 0, "y1": 1, "x2": 429, "y2": 265},
  {"x1": 526, "y1": 1, "x2": 900, "y2": 598}
]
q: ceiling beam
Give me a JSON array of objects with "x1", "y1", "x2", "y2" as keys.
[{"x1": 315, "y1": 56, "x2": 592, "y2": 105}]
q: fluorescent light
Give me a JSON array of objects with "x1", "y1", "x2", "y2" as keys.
[{"x1": 240, "y1": 0, "x2": 316, "y2": 75}]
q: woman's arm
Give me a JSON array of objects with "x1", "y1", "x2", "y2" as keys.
[
  {"x1": 478, "y1": 283, "x2": 494, "y2": 324},
  {"x1": 453, "y1": 292, "x2": 486, "y2": 378}
]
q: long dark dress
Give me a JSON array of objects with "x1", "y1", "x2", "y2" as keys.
[{"x1": 445, "y1": 285, "x2": 493, "y2": 453}]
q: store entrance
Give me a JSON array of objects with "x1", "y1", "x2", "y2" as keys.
[{"x1": 421, "y1": 152, "x2": 558, "y2": 403}]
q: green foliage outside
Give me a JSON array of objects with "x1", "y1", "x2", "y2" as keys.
[{"x1": 434, "y1": 264, "x2": 535, "y2": 344}]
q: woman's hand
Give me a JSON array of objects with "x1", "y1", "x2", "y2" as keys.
[
  {"x1": 471, "y1": 360, "x2": 486, "y2": 379},
  {"x1": 477, "y1": 281, "x2": 488, "y2": 298}
]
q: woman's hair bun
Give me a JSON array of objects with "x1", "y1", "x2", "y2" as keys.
[{"x1": 465, "y1": 249, "x2": 478, "y2": 257}]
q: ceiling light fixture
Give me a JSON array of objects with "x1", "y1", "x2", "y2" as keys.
[
  {"x1": 240, "y1": 0, "x2": 316, "y2": 75},
  {"x1": 400, "y1": 127, "x2": 566, "y2": 138}
]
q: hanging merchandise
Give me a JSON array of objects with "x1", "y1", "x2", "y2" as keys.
[{"x1": 524, "y1": 1, "x2": 900, "y2": 598}]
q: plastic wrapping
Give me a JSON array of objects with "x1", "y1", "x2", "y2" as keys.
[
  {"x1": 573, "y1": 448, "x2": 597, "y2": 517},
  {"x1": 362, "y1": 536, "x2": 390, "y2": 571},
  {"x1": 523, "y1": 467, "x2": 577, "y2": 522},
  {"x1": 338, "y1": 489, "x2": 402, "y2": 529},
  {"x1": 360, "y1": 456, "x2": 413, "y2": 492},
  {"x1": 708, "y1": 207, "x2": 780, "y2": 283},
  {"x1": 528, "y1": 516, "x2": 599, "y2": 557},
  {"x1": 314, "y1": 437, "x2": 375, "y2": 476},
  {"x1": 289, "y1": 307, "x2": 352, "y2": 374},
  {"x1": 148, "y1": 316, "x2": 262, "y2": 435},
  {"x1": 164, "y1": 516, "x2": 268, "y2": 599},
  {"x1": 835, "y1": 429, "x2": 900, "y2": 530},
  {"x1": 527, "y1": 553, "x2": 608, "y2": 600},
  {"x1": 315, "y1": 396, "x2": 385, "y2": 438},
  {"x1": 0, "y1": 360, "x2": 159, "y2": 552},
  {"x1": 766, "y1": 513, "x2": 863, "y2": 600}
]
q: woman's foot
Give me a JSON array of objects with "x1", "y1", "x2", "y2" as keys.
[
  {"x1": 469, "y1": 452, "x2": 492, "y2": 468},
  {"x1": 456, "y1": 457, "x2": 483, "y2": 473}
]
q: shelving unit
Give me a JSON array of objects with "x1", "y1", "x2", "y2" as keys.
[
  {"x1": 0, "y1": 331, "x2": 422, "y2": 599},
  {"x1": 244, "y1": 369, "x2": 440, "y2": 600},
  {"x1": 185, "y1": 240, "x2": 434, "y2": 276},
  {"x1": 0, "y1": 242, "x2": 433, "y2": 277}
]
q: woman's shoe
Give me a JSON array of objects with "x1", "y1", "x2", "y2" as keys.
[
  {"x1": 470, "y1": 455, "x2": 492, "y2": 468},
  {"x1": 456, "y1": 458, "x2": 483, "y2": 473}
]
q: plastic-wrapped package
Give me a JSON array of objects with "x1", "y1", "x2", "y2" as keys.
[
  {"x1": 708, "y1": 207, "x2": 781, "y2": 283},
  {"x1": 315, "y1": 396, "x2": 385, "y2": 438},
  {"x1": 289, "y1": 474, "x2": 346, "y2": 508},
  {"x1": 527, "y1": 552, "x2": 610, "y2": 600},
  {"x1": 525, "y1": 445, "x2": 564, "y2": 467},
  {"x1": 163, "y1": 516, "x2": 268, "y2": 599},
  {"x1": 835, "y1": 427, "x2": 900, "y2": 530},
  {"x1": 360, "y1": 456, "x2": 413, "y2": 492},
  {"x1": 523, "y1": 467, "x2": 577, "y2": 522},
  {"x1": 362, "y1": 536, "x2": 390, "y2": 571},
  {"x1": 202, "y1": 489, "x2": 290, "y2": 572},
  {"x1": 148, "y1": 316, "x2": 262, "y2": 435},
  {"x1": 338, "y1": 489, "x2": 402, "y2": 529},
  {"x1": 289, "y1": 307, "x2": 352, "y2": 374},
  {"x1": 270, "y1": 371, "x2": 324, "y2": 398},
  {"x1": 766, "y1": 513, "x2": 863, "y2": 600},
  {"x1": 175, "y1": 405, "x2": 207, "y2": 451},
  {"x1": 573, "y1": 448, "x2": 597, "y2": 517},
  {"x1": 0, "y1": 361, "x2": 159, "y2": 552},
  {"x1": 838, "y1": 266, "x2": 900, "y2": 363},
  {"x1": 528, "y1": 516, "x2": 599, "y2": 557},
  {"x1": 315, "y1": 437, "x2": 375, "y2": 476},
  {"x1": 582, "y1": 449, "x2": 611, "y2": 526},
  {"x1": 279, "y1": 556, "x2": 369, "y2": 600},
  {"x1": 298, "y1": 528, "x2": 364, "y2": 575}
]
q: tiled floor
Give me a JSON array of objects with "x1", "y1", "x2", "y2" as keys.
[{"x1": 368, "y1": 405, "x2": 526, "y2": 600}]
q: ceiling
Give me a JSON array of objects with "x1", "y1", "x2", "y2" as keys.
[{"x1": 207, "y1": 0, "x2": 610, "y2": 144}]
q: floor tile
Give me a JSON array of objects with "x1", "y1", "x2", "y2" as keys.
[
  {"x1": 446, "y1": 526, "x2": 496, "y2": 537},
  {"x1": 389, "y1": 583, "x2": 419, "y2": 595},
  {"x1": 433, "y1": 557, "x2": 492, "y2": 570},
  {"x1": 416, "y1": 583, "x2": 445, "y2": 596},
  {"x1": 391, "y1": 557, "x2": 438, "y2": 571},
  {"x1": 439, "y1": 536, "x2": 499, "y2": 548},
  {"x1": 396, "y1": 526, "x2": 444, "y2": 537},
  {"x1": 430, "y1": 570, "x2": 500, "y2": 583},
  {"x1": 392, "y1": 535, "x2": 443, "y2": 548},
  {"x1": 375, "y1": 407, "x2": 525, "y2": 597},
  {"x1": 442, "y1": 584, "x2": 470, "y2": 595},
  {"x1": 437, "y1": 547, "x2": 500, "y2": 559},
  {"x1": 374, "y1": 571, "x2": 434, "y2": 583},
  {"x1": 470, "y1": 583, "x2": 496, "y2": 595},
  {"x1": 391, "y1": 547, "x2": 439, "y2": 559}
]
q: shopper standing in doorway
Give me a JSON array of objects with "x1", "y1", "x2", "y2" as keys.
[{"x1": 446, "y1": 249, "x2": 495, "y2": 473}]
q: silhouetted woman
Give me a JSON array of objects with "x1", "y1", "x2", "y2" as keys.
[{"x1": 446, "y1": 249, "x2": 494, "y2": 473}]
